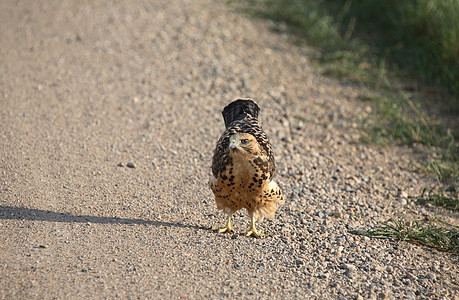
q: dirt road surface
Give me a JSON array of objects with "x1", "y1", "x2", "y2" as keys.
[{"x1": 1, "y1": 0, "x2": 457, "y2": 299}]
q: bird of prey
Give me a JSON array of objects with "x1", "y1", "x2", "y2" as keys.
[{"x1": 209, "y1": 98, "x2": 284, "y2": 237}]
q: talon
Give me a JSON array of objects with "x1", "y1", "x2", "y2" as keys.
[
  {"x1": 246, "y1": 229, "x2": 267, "y2": 238},
  {"x1": 219, "y1": 227, "x2": 234, "y2": 234},
  {"x1": 246, "y1": 214, "x2": 267, "y2": 238},
  {"x1": 213, "y1": 213, "x2": 233, "y2": 234}
]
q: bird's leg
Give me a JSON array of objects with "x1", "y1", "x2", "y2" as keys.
[
  {"x1": 212, "y1": 213, "x2": 234, "y2": 234},
  {"x1": 246, "y1": 214, "x2": 266, "y2": 238},
  {"x1": 220, "y1": 213, "x2": 234, "y2": 233}
]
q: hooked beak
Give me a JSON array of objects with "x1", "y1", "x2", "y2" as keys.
[{"x1": 228, "y1": 136, "x2": 240, "y2": 150}]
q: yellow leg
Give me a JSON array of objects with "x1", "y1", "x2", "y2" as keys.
[
  {"x1": 246, "y1": 214, "x2": 266, "y2": 238},
  {"x1": 212, "y1": 213, "x2": 234, "y2": 234}
]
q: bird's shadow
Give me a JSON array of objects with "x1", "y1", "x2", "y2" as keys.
[{"x1": 0, "y1": 205, "x2": 207, "y2": 231}]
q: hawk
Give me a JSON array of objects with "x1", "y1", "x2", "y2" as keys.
[{"x1": 209, "y1": 98, "x2": 284, "y2": 237}]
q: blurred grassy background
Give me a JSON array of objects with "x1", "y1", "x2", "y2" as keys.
[
  {"x1": 236, "y1": 0, "x2": 459, "y2": 96},
  {"x1": 232, "y1": 0, "x2": 458, "y2": 219}
]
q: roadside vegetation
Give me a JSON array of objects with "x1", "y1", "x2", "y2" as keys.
[
  {"x1": 351, "y1": 218, "x2": 459, "y2": 254},
  {"x1": 232, "y1": 0, "x2": 458, "y2": 252}
]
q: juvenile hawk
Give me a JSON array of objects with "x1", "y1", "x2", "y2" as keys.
[{"x1": 209, "y1": 98, "x2": 284, "y2": 237}]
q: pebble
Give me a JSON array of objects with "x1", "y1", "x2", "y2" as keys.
[
  {"x1": 340, "y1": 263, "x2": 357, "y2": 271},
  {"x1": 427, "y1": 273, "x2": 436, "y2": 280},
  {"x1": 345, "y1": 270, "x2": 358, "y2": 280},
  {"x1": 380, "y1": 279, "x2": 391, "y2": 286},
  {"x1": 398, "y1": 191, "x2": 408, "y2": 198},
  {"x1": 332, "y1": 210, "x2": 343, "y2": 218},
  {"x1": 316, "y1": 272, "x2": 329, "y2": 279},
  {"x1": 127, "y1": 162, "x2": 136, "y2": 168},
  {"x1": 295, "y1": 258, "x2": 304, "y2": 266}
]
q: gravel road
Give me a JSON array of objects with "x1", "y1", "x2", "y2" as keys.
[{"x1": 0, "y1": 0, "x2": 457, "y2": 299}]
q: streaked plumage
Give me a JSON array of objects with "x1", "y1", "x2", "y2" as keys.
[{"x1": 210, "y1": 98, "x2": 284, "y2": 237}]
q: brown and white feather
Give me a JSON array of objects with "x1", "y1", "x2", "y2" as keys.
[{"x1": 210, "y1": 99, "x2": 284, "y2": 221}]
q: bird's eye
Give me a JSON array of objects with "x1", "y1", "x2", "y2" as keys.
[{"x1": 241, "y1": 139, "x2": 249, "y2": 144}]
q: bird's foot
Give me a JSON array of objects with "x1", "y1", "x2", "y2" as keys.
[
  {"x1": 212, "y1": 226, "x2": 234, "y2": 234},
  {"x1": 246, "y1": 229, "x2": 267, "y2": 238},
  {"x1": 213, "y1": 213, "x2": 234, "y2": 234}
]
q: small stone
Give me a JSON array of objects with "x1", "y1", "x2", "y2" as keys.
[
  {"x1": 398, "y1": 198, "x2": 407, "y2": 206},
  {"x1": 117, "y1": 162, "x2": 124, "y2": 167},
  {"x1": 344, "y1": 269, "x2": 358, "y2": 279},
  {"x1": 340, "y1": 263, "x2": 357, "y2": 271},
  {"x1": 332, "y1": 210, "x2": 343, "y2": 218},
  {"x1": 345, "y1": 185, "x2": 353, "y2": 192},
  {"x1": 290, "y1": 192, "x2": 299, "y2": 200},
  {"x1": 316, "y1": 272, "x2": 329, "y2": 279},
  {"x1": 404, "y1": 272, "x2": 416, "y2": 281},
  {"x1": 315, "y1": 211, "x2": 324, "y2": 219},
  {"x1": 38, "y1": 245, "x2": 48, "y2": 249},
  {"x1": 127, "y1": 162, "x2": 135, "y2": 168},
  {"x1": 380, "y1": 278, "x2": 391, "y2": 286},
  {"x1": 398, "y1": 191, "x2": 408, "y2": 198},
  {"x1": 375, "y1": 264, "x2": 385, "y2": 272},
  {"x1": 328, "y1": 281, "x2": 338, "y2": 288}
]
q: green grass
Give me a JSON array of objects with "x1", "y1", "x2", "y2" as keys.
[
  {"x1": 233, "y1": 0, "x2": 459, "y2": 162},
  {"x1": 420, "y1": 137, "x2": 459, "y2": 182},
  {"x1": 233, "y1": 0, "x2": 459, "y2": 252},
  {"x1": 359, "y1": 91, "x2": 458, "y2": 190},
  {"x1": 416, "y1": 188, "x2": 458, "y2": 212},
  {"x1": 351, "y1": 219, "x2": 459, "y2": 253},
  {"x1": 234, "y1": 0, "x2": 459, "y2": 95},
  {"x1": 359, "y1": 92, "x2": 458, "y2": 189},
  {"x1": 232, "y1": 0, "x2": 458, "y2": 209},
  {"x1": 421, "y1": 159, "x2": 458, "y2": 183},
  {"x1": 359, "y1": 93, "x2": 444, "y2": 146},
  {"x1": 234, "y1": 0, "x2": 388, "y2": 88}
]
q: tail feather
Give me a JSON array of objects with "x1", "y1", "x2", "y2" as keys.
[{"x1": 222, "y1": 98, "x2": 260, "y2": 128}]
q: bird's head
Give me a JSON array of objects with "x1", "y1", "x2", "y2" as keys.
[{"x1": 228, "y1": 133, "x2": 260, "y2": 156}]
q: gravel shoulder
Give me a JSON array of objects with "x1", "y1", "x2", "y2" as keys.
[{"x1": 0, "y1": 0, "x2": 457, "y2": 299}]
